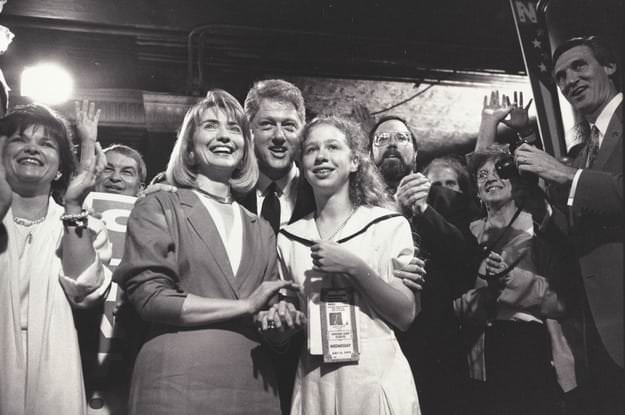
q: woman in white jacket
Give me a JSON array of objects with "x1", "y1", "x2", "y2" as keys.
[{"x1": 0, "y1": 102, "x2": 112, "y2": 415}]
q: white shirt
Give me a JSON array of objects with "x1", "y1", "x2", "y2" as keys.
[
  {"x1": 567, "y1": 92, "x2": 623, "y2": 206},
  {"x1": 256, "y1": 163, "x2": 300, "y2": 228},
  {"x1": 194, "y1": 191, "x2": 243, "y2": 276}
]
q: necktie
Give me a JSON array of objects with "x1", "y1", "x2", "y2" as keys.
[
  {"x1": 261, "y1": 182, "x2": 281, "y2": 234},
  {"x1": 586, "y1": 125, "x2": 600, "y2": 168}
]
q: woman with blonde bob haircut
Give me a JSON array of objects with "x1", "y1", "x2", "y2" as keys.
[
  {"x1": 166, "y1": 89, "x2": 258, "y2": 194},
  {"x1": 115, "y1": 89, "x2": 295, "y2": 415}
]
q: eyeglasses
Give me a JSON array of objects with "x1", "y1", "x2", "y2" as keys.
[
  {"x1": 477, "y1": 168, "x2": 501, "y2": 182},
  {"x1": 372, "y1": 132, "x2": 412, "y2": 147}
]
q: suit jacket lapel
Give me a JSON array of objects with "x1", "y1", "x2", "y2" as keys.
[
  {"x1": 179, "y1": 190, "x2": 238, "y2": 296},
  {"x1": 290, "y1": 177, "x2": 315, "y2": 224},
  {"x1": 238, "y1": 189, "x2": 257, "y2": 214},
  {"x1": 593, "y1": 103, "x2": 623, "y2": 170}
]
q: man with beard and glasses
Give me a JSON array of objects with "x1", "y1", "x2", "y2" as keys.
[{"x1": 370, "y1": 116, "x2": 479, "y2": 415}]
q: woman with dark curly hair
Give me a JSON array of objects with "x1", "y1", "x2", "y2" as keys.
[
  {"x1": 275, "y1": 116, "x2": 420, "y2": 414},
  {"x1": 0, "y1": 101, "x2": 112, "y2": 415},
  {"x1": 454, "y1": 144, "x2": 578, "y2": 415}
]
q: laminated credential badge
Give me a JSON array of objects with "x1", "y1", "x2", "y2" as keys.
[{"x1": 320, "y1": 287, "x2": 360, "y2": 363}]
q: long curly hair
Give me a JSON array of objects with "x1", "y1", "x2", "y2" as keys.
[{"x1": 299, "y1": 115, "x2": 393, "y2": 208}]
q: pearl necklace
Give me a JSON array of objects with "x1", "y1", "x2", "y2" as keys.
[
  {"x1": 13, "y1": 216, "x2": 46, "y2": 227},
  {"x1": 315, "y1": 207, "x2": 357, "y2": 241},
  {"x1": 194, "y1": 187, "x2": 233, "y2": 204}
]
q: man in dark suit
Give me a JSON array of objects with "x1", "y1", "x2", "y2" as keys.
[
  {"x1": 240, "y1": 79, "x2": 314, "y2": 228},
  {"x1": 240, "y1": 79, "x2": 312, "y2": 415},
  {"x1": 246, "y1": 81, "x2": 428, "y2": 414},
  {"x1": 515, "y1": 36, "x2": 623, "y2": 415}
]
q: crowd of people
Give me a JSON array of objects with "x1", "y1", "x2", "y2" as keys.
[{"x1": 0, "y1": 35, "x2": 622, "y2": 415}]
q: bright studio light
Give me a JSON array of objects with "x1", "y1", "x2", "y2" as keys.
[{"x1": 21, "y1": 63, "x2": 74, "y2": 105}]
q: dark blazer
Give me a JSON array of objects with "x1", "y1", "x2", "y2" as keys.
[
  {"x1": 113, "y1": 189, "x2": 281, "y2": 414},
  {"x1": 238, "y1": 172, "x2": 315, "y2": 225},
  {"x1": 567, "y1": 102, "x2": 623, "y2": 368}
]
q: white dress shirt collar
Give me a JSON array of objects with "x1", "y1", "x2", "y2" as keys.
[
  {"x1": 592, "y1": 92, "x2": 623, "y2": 145},
  {"x1": 257, "y1": 163, "x2": 299, "y2": 197}
]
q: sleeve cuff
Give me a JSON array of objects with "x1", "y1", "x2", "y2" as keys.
[
  {"x1": 60, "y1": 253, "x2": 112, "y2": 308},
  {"x1": 567, "y1": 169, "x2": 583, "y2": 207}
]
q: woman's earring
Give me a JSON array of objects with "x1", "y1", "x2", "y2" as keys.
[{"x1": 54, "y1": 172, "x2": 62, "y2": 181}]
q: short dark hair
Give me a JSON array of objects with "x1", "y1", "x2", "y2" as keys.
[
  {"x1": 103, "y1": 144, "x2": 147, "y2": 184},
  {"x1": 244, "y1": 79, "x2": 306, "y2": 124},
  {"x1": 0, "y1": 104, "x2": 76, "y2": 203},
  {"x1": 369, "y1": 115, "x2": 418, "y2": 150},
  {"x1": 423, "y1": 156, "x2": 472, "y2": 195},
  {"x1": 553, "y1": 36, "x2": 618, "y2": 80}
]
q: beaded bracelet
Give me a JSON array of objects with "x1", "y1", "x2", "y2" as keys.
[{"x1": 60, "y1": 210, "x2": 89, "y2": 229}]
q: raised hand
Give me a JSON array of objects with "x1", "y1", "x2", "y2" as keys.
[
  {"x1": 501, "y1": 91, "x2": 533, "y2": 133},
  {"x1": 64, "y1": 101, "x2": 104, "y2": 209},
  {"x1": 74, "y1": 100, "x2": 101, "y2": 143},
  {"x1": 351, "y1": 103, "x2": 376, "y2": 136},
  {"x1": 0, "y1": 135, "x2": 12, "y2": 220},
  {"x1": 481, "y1": 90, "x2": 513, "y2": 124}
]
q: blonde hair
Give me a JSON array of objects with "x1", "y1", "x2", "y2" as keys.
[{"x1": 166, "y1": 89, "x2": 258, "y2": 194}]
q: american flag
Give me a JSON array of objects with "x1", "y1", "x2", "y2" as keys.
[{"x1": 509, "y1": 0, "x2": 567, "y2": 158}]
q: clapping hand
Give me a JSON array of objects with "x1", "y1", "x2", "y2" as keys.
[
  {"x1": 64, "y1": 100, "x2": 106, "y2": 210},
  {"x1": 395, "y1": 172, "x2": 431, "y2": 215}
]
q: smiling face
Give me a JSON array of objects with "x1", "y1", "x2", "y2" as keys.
[
  {"x1": 554, "y1": 45, "x2": 617, "y2": 121},
  {"x1": 371, "y1": 119, "x2": 416, "y2": 185},
  {"x1": 96, "y1": 151, "x2": 143, "y2": 196},
  {"x1": 3, "y1": 124, "x2": 60, "y2": 193},
  {"x1": 251, "y1": 99, "x2": 303, "y2": 181},
  {"x1": 302, "y1": 123, "x2": 358, "y2": 198},
  {"x1": 191, "y1": 106, "x2": 245, "y2": 179},
  {"x1": 476, "y1": 159, "x2": 513, "y2": 206}
]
